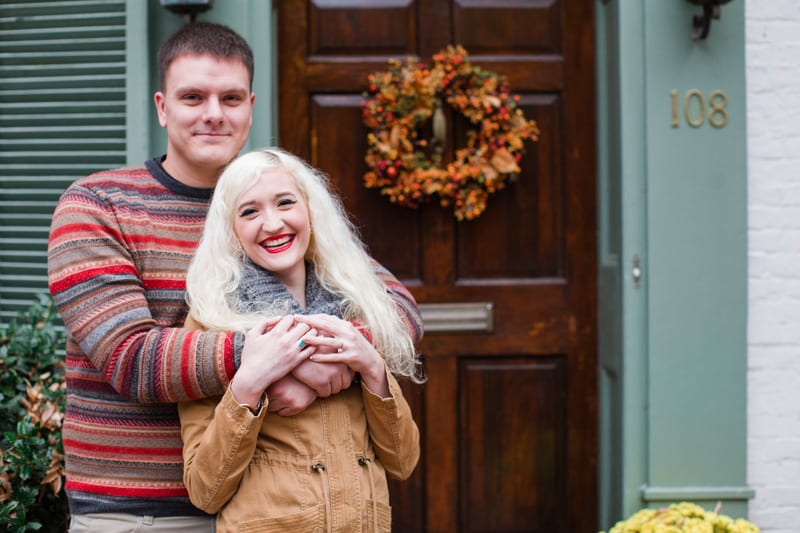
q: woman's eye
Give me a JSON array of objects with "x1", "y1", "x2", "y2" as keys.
[
  {"x1": 278, "y1": 199, "x2": 297, "y2": 208},
  {"x1": 239, "y1": 207, "x2": 257, "y2": 217}
]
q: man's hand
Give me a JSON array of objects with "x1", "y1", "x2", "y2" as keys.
[
  {"x1": 291, "y1": 358, "x2": 354, "y2": 398},
  {"x1": 266, "y1": 374, "x2": 318, "y2": 416}
]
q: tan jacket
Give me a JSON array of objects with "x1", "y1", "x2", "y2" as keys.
[{"x1": 179, "y1": 371, "x2": 420, "y2": 533}]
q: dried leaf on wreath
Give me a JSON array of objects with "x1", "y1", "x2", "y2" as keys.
[
  {"x1": 481, "y1": 164, "x2": 499, "y2": 183},
  {"x1": 490, "y1": 148, "x2": 519, "y2": 174},
  {"x1": 484, "y1": 95, "x2": 501, "y2": 108},
  {"x1": 390, "y1": 125, "x2": 402, "y2": 149}
]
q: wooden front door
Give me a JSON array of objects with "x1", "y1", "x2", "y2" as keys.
[{"x1": 278, "y1": 2, "x2": 597, "y2": 531}]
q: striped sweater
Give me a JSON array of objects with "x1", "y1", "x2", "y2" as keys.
[{"x1": 47, "y1": 157, "x2": 423, "y2": 517}]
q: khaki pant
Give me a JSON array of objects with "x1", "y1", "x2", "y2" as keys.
[{"x1": 69, "y1": 513, "x2": 214, "y2": 532}]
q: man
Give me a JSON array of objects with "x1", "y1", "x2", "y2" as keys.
[{"x1": 47, "y1": 22, "x2": 422, "y2": 532}]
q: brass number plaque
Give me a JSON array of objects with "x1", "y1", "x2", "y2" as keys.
[{"x1": 670, "y1": 89, "x2": 728, "y2": 129}]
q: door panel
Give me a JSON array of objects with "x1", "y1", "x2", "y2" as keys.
[
  {"x1": 460, "y1": 357, "x2": 567, "y2": 532},
  {"x1": 452, "y1": 1, "x2": 562, "y2": 54},
  {"x1": 279, "y1": 2, "x2": 597, "y2": 531}
]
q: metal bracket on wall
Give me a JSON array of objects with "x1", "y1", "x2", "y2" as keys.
[{"x1": 686, "y1": 0, "x2": 733, "y2": 40}]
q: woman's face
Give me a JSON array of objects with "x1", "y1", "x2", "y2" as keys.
[{"x1": 233, "y1": 168, "x2": 311, "y2": 287}]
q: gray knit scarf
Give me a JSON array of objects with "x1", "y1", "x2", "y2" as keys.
[{"x1": 235, "y1": 259, "x2": 346, "y2": 318}]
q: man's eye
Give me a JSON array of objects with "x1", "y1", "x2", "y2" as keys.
[
  {"x1": 224, "y1": 95, "x2": 243, "y2": 103},
  {"x1": 182, "y1": 94, "x2": 200, "y2": 102}
]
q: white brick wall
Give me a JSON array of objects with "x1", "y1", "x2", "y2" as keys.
[{"x1": 746, "y1": 1, "x2": 800, "y2": 531}]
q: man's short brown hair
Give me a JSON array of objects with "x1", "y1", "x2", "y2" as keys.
[{"x1": 157, "y1": 22, "x2": 254, "y2": 91}]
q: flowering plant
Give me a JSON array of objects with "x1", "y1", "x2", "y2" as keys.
[
  {"x1": 361, "y1": 45, "x2": 539, "y2": 221},
  {"x1": 601, "y1": 502, "x2": 758, "y2": 533}
]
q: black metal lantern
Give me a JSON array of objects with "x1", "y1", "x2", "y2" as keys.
[
  {"x1": 160, "y1": 0, "x2": 214, "y2": 23},
  {"x1": 686, "y1": 0, "x2": 734, "y2": 40}
]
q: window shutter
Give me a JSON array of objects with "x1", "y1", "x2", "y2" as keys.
[{"x1": 0, "y1": 0, "x2": 127, "y2": 321}]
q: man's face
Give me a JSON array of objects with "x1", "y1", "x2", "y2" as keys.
[{"x1": 154, "y1": 54, "x2": 255, "y2": 187}]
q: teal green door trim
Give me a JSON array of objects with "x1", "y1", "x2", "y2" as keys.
[
  {"x1": 642, "y1": 485, "x2": 755, "y2": 502},
  {"x1": 596, "y1": 0, "x2": 650, "y2": 525},
  {"x1": 596, "y1": 0, "x2": 751, "y2": 527},
  {"x1": 126, "y1": 0, "x2": 149, "y2": 165}
]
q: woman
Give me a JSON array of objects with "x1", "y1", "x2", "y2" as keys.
[{"x1": 179, "y1": 147, "x2": 423, "y2": 532}]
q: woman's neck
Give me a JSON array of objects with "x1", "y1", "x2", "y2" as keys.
[{"x1": 278, "y1": 266, "x2": 307, "y2": 309}]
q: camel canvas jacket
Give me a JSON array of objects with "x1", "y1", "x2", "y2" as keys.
[{"x1": 179, "y1": 370, "x2": 419, "y2": 532}]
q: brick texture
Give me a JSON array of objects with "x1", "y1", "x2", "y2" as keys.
[{"x1": 746, "y1": 1, "x2": 800, "y2": 530}]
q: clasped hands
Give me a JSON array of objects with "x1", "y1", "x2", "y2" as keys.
[{"x1": 232, "y1": 314, "x2": 386, "y2": 417}]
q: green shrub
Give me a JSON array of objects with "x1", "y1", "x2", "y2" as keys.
[{"x1": 0, "y1": 295, "x2": 67, "y2": 532}]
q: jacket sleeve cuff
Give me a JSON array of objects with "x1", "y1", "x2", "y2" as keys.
[
  {"x1": 221, "y1": 386, "x2": 268, "y2": 420},
  {"x1": 361, "y1": 368, "x2": 403, "y2": 409}
]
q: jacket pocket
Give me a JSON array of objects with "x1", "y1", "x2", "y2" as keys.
[
  {"x1": 365, "y1": 500, "x2": 392, "y2": 533},
  {"x1": 238, "y1": 503, "x2": 325, "y2": 532}
]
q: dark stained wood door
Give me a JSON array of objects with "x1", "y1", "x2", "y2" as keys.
[{"x1": 278, "y1": 2, "x2": 597, "y2": 531}]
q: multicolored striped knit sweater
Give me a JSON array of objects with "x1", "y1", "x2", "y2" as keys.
[{"x1": 47, "y1": 157, "x2": 424, "y2": 517}]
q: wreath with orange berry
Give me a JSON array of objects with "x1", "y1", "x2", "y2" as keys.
[{"x1": 361, "y1": 45, "x2": 540, "y2": 221}]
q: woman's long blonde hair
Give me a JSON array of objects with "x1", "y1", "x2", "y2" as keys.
[{"x1": 186, "y1": 147, "x2": 420, "y2": 379}]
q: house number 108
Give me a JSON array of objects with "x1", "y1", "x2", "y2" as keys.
[{"x1": 670, "y1": 89, "x2": 728, "y2": 129}]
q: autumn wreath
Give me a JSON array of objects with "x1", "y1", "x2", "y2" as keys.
[{"x1": 361, "y1": 45, "x2": 540, "y2": 221}]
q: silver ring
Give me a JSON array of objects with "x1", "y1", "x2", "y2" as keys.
[{"x1": 337, "y1": 341, "x2": 343, "y2": 353}]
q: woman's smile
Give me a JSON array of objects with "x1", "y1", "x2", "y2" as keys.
[{"x1": 262, "y1": 234, "x2": 294, "y2": 253}]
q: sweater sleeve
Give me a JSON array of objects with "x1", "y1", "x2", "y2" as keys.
[
  {"x1": 47, "y1": 182, "x2": 240, "y2": 403},
  {"x1": 370, "y1": 259, "x2": 424, "y2": 344}
]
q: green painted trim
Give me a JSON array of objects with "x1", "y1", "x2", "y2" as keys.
[
  {"x1": 616, "y1": 0, "x2": 650, "y2": 518},
  {"x1": 245, "y1": 0, "x2": 276, "y2": 148},
  {"x1": 595, "y1": 0, "x2": 651, "y2": 523},
  {"x1": 643, "y1": 0, "x2": 748, "y2": 499},
  {"x1": 125, "y1": 0, "x2": 150, "y2": 165},
  {"x1": 642, "y1": 485, "x2": 755, "y2": 501}
]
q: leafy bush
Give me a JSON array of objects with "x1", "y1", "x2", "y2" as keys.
[
  {"x1": 601, "y1": 501, "x2": 759, "y2": 533},
  {"x1": 0, "y1": 296, "x2": 67, "y2": 532}
]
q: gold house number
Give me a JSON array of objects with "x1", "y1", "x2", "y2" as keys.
[{"x1": 670, "y1": 89, "x2": 728, "y2": 128}]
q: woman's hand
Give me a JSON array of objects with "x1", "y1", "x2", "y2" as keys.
[
  {"x1": 230, "y1": 315, "x2": 314, "y2": 407},
  {"x1": 293, "y1": 314, "x2": 390, "y2": 398}
]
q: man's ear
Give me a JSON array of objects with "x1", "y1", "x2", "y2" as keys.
[{"x1": 154, "y1": 92, "x2": 167, "y2": 127}]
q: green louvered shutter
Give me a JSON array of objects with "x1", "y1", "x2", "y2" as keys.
[{"x1": 0, "y1": 0, "x2": 127, "y2": 321}]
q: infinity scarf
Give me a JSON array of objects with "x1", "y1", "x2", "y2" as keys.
[{"x1": 235, "y1": 259, "x2": 346, "y2": 318}]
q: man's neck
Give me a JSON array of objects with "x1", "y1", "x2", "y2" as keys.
[{"x1": 161, "y1": 158, "x2": 221, "y2": 189}]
